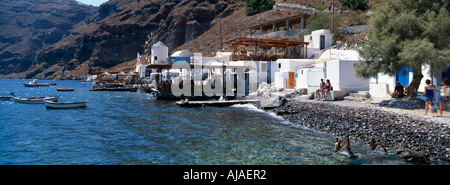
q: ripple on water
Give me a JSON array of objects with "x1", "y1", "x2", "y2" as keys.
[{"x1": 0, "y1": 79, "x2": 413, "y2": 165}]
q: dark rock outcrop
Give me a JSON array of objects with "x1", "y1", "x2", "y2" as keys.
[
  {"x1": 0, "y1": 0, "x2": 244, "y2": 79},
  {"x1": 0, "y1": 0, "x2": 97, "y2": 78}
]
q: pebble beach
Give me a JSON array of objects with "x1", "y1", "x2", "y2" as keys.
[{"x1": 262, "y1": 93, "x2": 450, "y2": 164}]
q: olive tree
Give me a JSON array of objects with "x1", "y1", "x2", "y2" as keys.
[{"x1": 356, "y1": 0, "x2": 450, "y2": 89}]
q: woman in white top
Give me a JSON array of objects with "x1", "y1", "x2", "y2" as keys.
[{"x1": 439, "y1": 78, "x2": 450, "y2": 117}]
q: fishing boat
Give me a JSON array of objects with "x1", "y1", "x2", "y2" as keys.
[
  {"x1": 44, "y1": 100, "x2": 87, "y2": 109},
  {"x1": 11, "y1": 96, "x2": 59, "y2": 104},
  {"x1": 57, "y1": 88, "x2": 75, "y2": 91},
  {"x1": 23, "y1": 79, "x2": 55, "y2": 87}
]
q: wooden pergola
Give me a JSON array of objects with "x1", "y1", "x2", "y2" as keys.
[{"x1": 222, "y1": 37, "x2": 309, "y2": 61}]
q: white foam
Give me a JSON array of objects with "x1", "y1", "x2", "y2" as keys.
[
  {"x1": 231, "y1": 104, "x2": 285, "y2": 121},
  {"x1": 231, "y1": 104, "x2": 322, "y2": 133}
]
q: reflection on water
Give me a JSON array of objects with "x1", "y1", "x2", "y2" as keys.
[{"x1": 0, "y1": 79, "x2": 410, "y2": 165}]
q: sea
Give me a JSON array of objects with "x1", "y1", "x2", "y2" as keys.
[{"x1": 0, "y1": 79, "x2": 410, "y2": 165}]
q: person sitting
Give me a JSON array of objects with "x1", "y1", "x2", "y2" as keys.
[
  {"x1": 390, "y1": 81, "x2": 404, "y2": 98},
  {"x1": 405, "y1": 83, "x2": 417, "y2": 98},
  {"x1": 322, "y1": 79, "x2": 333, "y2": 100},
  {"x1": 315, "y1": 79, "x2": 325, "y2": 99}
]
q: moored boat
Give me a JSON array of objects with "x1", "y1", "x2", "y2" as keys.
[
  {"x1": 0, "y1": 92, "x2": 14, "y2": 101},
  {"x1": 0, "y1": 96, "x2": 12, "y2": 101},
  {"x1": 23, "y1": 79, "x2": 53, "y2": 87},
  {"x1": 57, "y1": 88, "x2": 75, "y2": 91},
  {"x1": 44, "y1": 100, "x2": 87, "y2": 109},
  {"x1": 11, "y1": 96, "x2": 59, "y2": 104}
]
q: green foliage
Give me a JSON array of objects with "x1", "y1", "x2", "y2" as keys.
[
  {"x1": 305, "y1": 13, "x2": 332, "y2": 34},
  {"x1": 311, "y1": 2, "x2": 329, "y2": 11},
  {"x1": 342, "y1": 0, "x2": 369, "y2": 11},
  {"x1": 356, "y1": 0, "x2": 450, "y2": 83},
  {"x1": 245, "y1": 0, "x2": 274, "y2": 16}
]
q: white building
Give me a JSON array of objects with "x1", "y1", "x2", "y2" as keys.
[
  {"x1": 135, "y1": 41, "x2": 170, "y2": 79},
  {"x1": 171, "y1": 49, "x2": 193, "y2": 58},
  {"x1": 274, "y1": 59, "x2": 317, "y2": 89},
  {"x1": 295, "y1": 49, "x2": 370, "y2": 96},
  {"x1": 151, "y1": 41, "x2": 168, "y2": 64},
  {"x1": 304, "y1": 29, "x2": 332, "y2": 58},
  {"x1": 272, "y1": 29, "x2": 334, "y2": 90}
]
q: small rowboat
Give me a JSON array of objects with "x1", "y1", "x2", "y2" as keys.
[
  {"x1": 11, "y1": 96, "x2": 59, "y2": 104},
  {"x1": 44, "y1": 100, "x2": 87, "y2": 109},
  {"x1": 57, "y1": 88, "x2": 75, "y2": 91}
]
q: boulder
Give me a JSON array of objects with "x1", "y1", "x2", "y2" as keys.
[
  {"x1": 260, "y1": 95, "x2": 286, "y2": 109},
  {"x1": 394, "y1": 147, "x2": 429, "y2": 164}
]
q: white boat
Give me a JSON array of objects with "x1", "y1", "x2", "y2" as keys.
[
  {"x1": 23, "y1": 79, "x2": 56, "y2": 87},
  {"x1": 11, "y1": 96, "x2": 59, "y2": 104},
  {"x1": 44, "y1": 100, "x2": 87, "y2": 109}
]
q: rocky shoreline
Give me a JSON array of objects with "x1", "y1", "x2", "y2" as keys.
[{"x1": 256, "y1": 93, "x2": 450, "y2": 164}]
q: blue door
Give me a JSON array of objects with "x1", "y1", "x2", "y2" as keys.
[{"x1": 396, "y1": 66, "x2": 411, "y2": 87}]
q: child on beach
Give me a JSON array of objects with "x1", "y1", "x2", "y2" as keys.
[
  {"x1": 424, "y1": 79, "x2": 436, "y2": 117},
  {"x1": 439, "y1": 78, "x2": 449, "y2": 117}
]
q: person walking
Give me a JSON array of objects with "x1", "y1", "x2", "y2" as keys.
[
  {"x1": 424, "y1": 79, "x2": 436, "y2": 117},
  {"x1": 439, "y1": 78, "x2": 449, "y2": 117}
]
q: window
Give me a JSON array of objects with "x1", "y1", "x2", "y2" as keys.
[{"x1": 278, "y1": 63, "x2": 281, "y2": 68}]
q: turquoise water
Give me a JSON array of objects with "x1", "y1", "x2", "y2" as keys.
[{"x1": 0, "y1": 79, "x2": 409, "y2": 165}]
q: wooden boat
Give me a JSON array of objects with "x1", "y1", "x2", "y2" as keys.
[
  {"x1": 11, "y1": 96, "x2": 59, "y2": 104},
  {"x1": 44, "y1": 100, "x2": 87, "y2": 109},
  {"x1": 57, "y1": 88, "x2": 75, "y2": 91}
]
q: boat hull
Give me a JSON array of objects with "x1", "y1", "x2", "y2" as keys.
[
  {"x1": 44, "y1": 101, "x2": 87, "y2": 109},
  {"x1": 12, "y1": 96, "x2": 59, "y2": 104},
  {"x1": 57, "y1": 88, "x2": 75, "y2": 91},
  {"x1": 0, "y1": 96, "x2": 12, "y2": 101},
  {"x1": 23, "y1": 84, "x2": 50, "y2": 87}
]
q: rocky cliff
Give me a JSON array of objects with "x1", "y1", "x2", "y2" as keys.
[
  {"x1": 0, "y1": 0, "x2": 246, "y2": 79},
  {"x1": 0, "y1": 0, "x2": 96, "y2": 78},
  {"x1": 0, "y1": 0, "x2": 376, "y2": 79}
]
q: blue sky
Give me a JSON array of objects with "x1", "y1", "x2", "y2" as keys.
[{"x1": 76, "y1": 0, "x2": 109, "y2": 6}]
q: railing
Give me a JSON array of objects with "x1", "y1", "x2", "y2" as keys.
[{"x1": 230, "y1": 54, "x2": 306, "y2": 61}]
